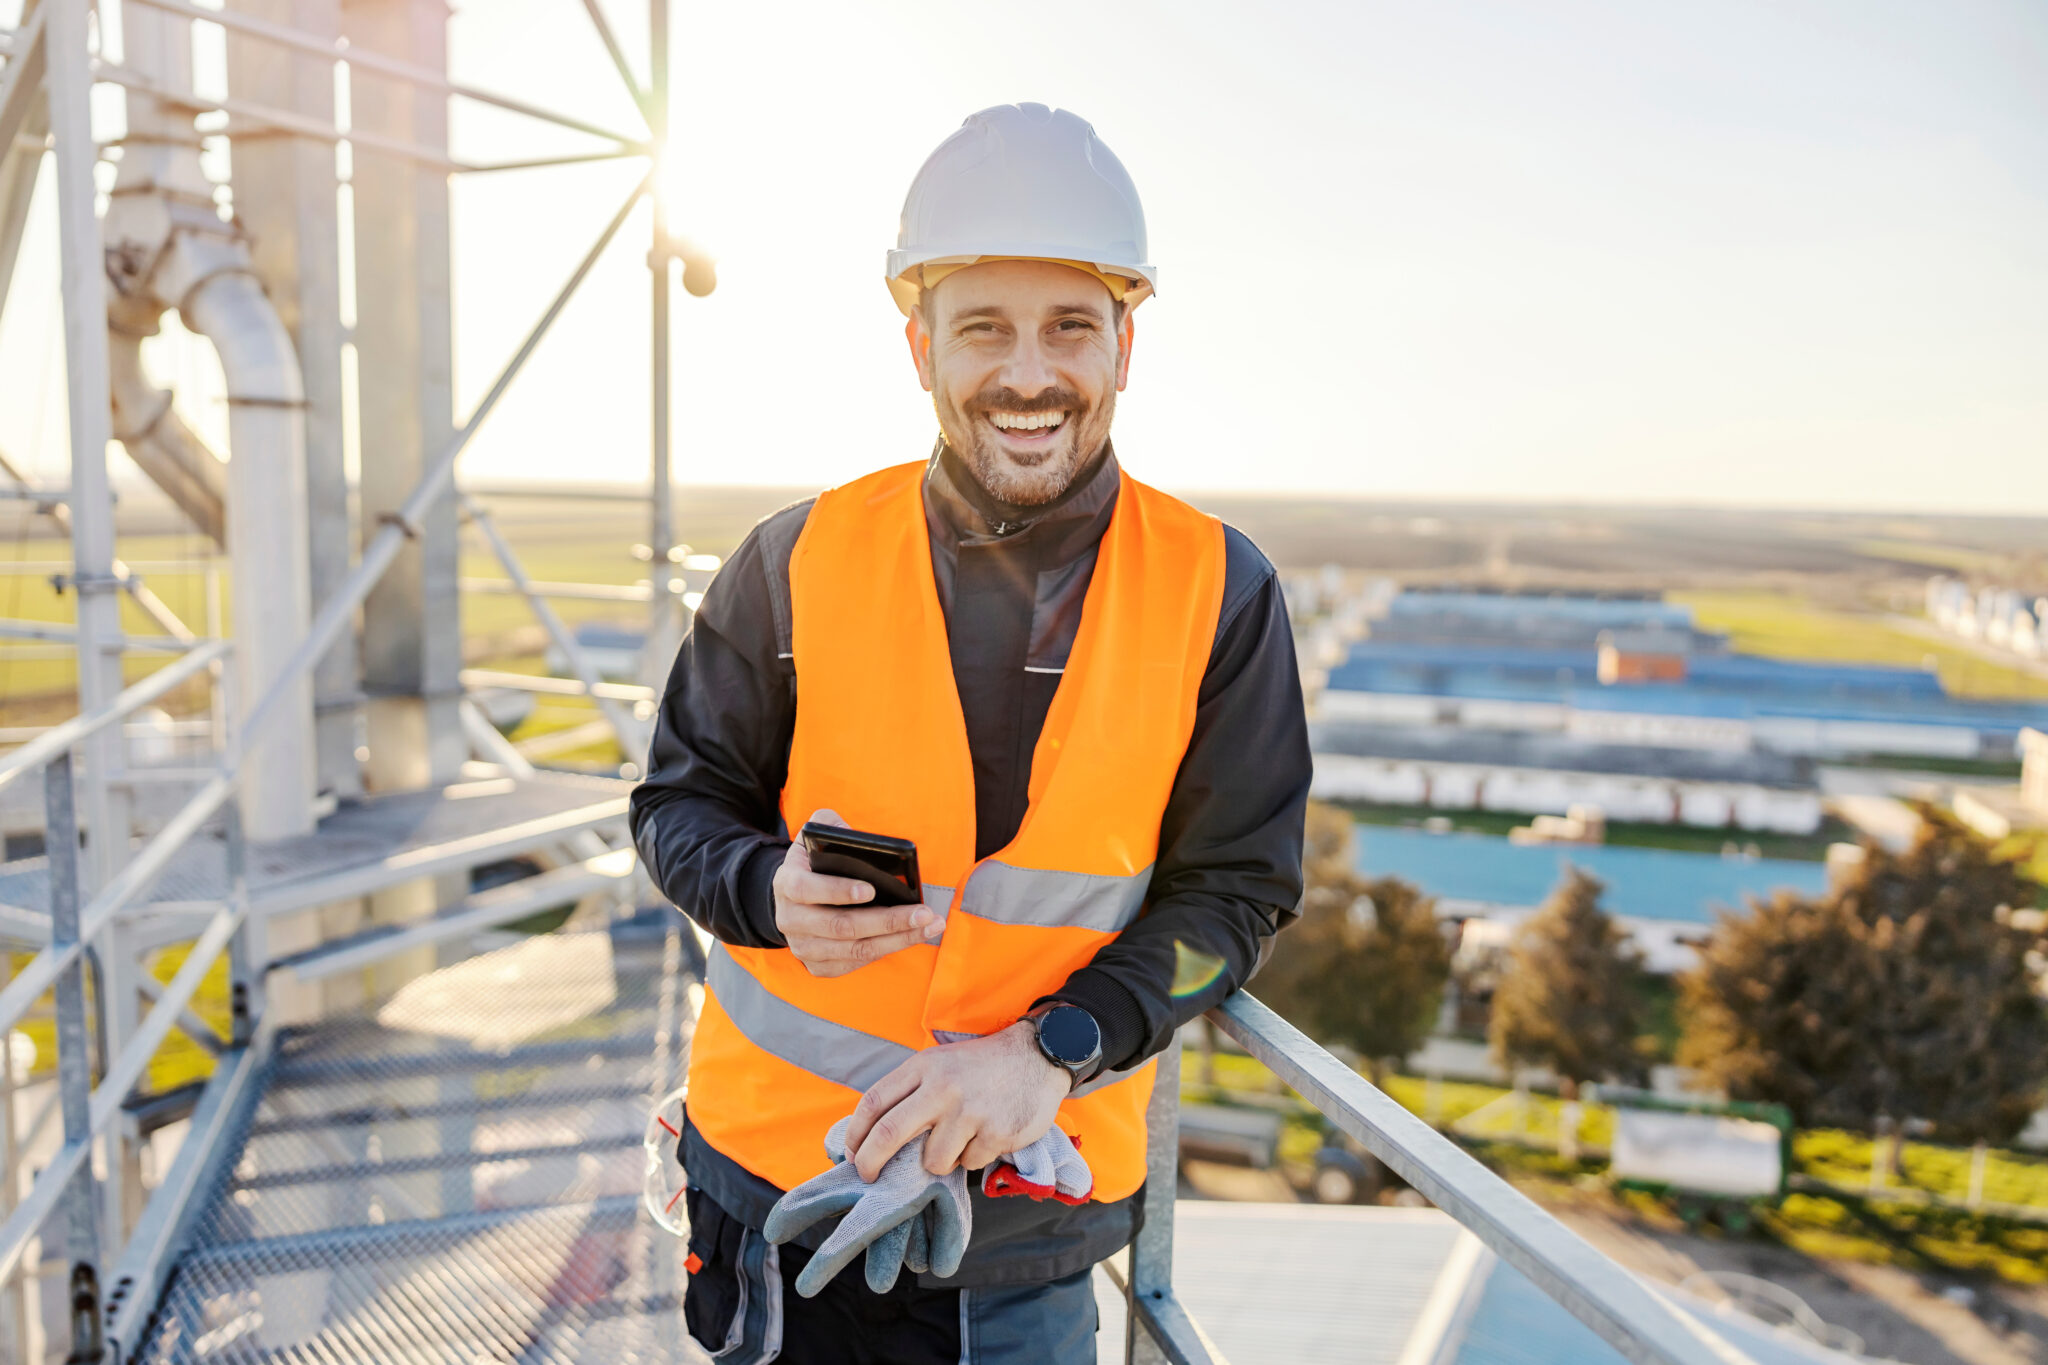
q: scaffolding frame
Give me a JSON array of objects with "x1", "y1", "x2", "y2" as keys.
[{"x1": 1, "y1": 2, "x2": 1764, "y2": 1361}]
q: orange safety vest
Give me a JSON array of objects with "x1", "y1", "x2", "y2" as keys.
[{"x1": 686, "y1": 459, "x2": 1224, "y2": 1203}]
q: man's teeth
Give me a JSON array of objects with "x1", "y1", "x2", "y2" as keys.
[{"x1": 989, "y1": 411, "x2": 1066, "y2": 431}]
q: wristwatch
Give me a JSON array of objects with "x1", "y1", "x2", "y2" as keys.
[{"x1": 1023, "y1": 1002, "x2": 1102, "y2": 1089}]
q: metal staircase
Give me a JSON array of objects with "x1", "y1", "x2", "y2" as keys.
[{"x1": 132, "y1": 920, "x2": 704, "y2": 1364}]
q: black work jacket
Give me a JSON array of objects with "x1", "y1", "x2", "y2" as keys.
[{"x1": 630, "y1": 442, "x2": 1310, "y2": 1286}]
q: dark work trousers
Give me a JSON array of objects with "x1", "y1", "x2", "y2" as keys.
[{"x1": 683, "y1": 1185, "x2": 1100, "y2": 1364}]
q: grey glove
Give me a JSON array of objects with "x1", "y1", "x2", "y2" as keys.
[
  {"x1": 981, "y1": 1125, "x2": 1093, "y2": 1205},
  {"x1": 762, "y1": 1117, "x2": 973, "y2": 1297}
]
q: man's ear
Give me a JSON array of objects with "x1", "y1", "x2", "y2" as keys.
[
  {"x1": 1114, "y1": 307, "x2": 1136, "y2": 392},
  {"x1": 906, "y1": 308, "x2": 936, "y2": 393}
]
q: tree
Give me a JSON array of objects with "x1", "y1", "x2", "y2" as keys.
[
  {"x1": 1680, "y1": 812, "x2": 2048, "y2": 1146},
  {"x1": 1258, "y1": 802, "x2": 1451, "y2": 1082},
  {"x1": 1489, "y1": 866, "x2": 1647, "y2": 1100}
]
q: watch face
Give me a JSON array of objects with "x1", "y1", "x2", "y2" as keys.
[{"x1": 1038, "y1": 1006, "x2": 1100, "y2": 1069}]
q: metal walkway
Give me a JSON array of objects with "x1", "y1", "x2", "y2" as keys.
[
  {"x1": 131, "y1": 922, "x2": 708, "y2": 1364},
  {"x1": 0, "y1": 773, "x2": 632, "y2": 927}
]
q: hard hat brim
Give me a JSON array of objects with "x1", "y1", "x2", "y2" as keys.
[{"x1": 885, "y1": 252, "x2": 1156, "y2": 318}]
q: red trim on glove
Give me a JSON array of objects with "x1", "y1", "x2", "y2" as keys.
[{"x1": 982, "y1": 1162, "x2": 1092, "y2": 1206}]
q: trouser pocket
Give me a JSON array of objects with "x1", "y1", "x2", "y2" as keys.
[
  {"x1": 959, "y1": 1266, "x2": 1099, "y2": 1365},
  {"x1": 683, "y1": 1185, "x2": 784, "y2": 1363}
]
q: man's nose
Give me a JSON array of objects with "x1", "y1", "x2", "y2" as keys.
[{"x1": 997, "y1": 332, "x2": 1059, "y2": 399}]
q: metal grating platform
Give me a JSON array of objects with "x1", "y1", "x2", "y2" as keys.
[
  {"x1": 135, "y1": 920, "x2": 708, "y2": 1364},
  {"x1": 0, "y1": 772, "x2": 632, "y2": 927}
]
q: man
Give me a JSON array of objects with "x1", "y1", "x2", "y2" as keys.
[{"x1": 631, "y1": 102, "x2": 1310, "y2": 1365}]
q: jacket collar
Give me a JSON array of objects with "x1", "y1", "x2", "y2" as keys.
[{"x1": 922, "y1": 437, "x2": 1121, "y2": 554}]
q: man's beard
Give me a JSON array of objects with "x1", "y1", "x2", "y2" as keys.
[{"x1": 935, "y1": 379, "x2": 1116, "y2": 507}]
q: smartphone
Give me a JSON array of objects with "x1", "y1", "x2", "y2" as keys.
[{"x1": 800, "y1": 822, "x2": 924, "y2": 908}]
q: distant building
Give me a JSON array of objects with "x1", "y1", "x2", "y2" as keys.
[
  {"x1": 1312, "y1": 721, "x2": 1825, "y2": 833},
  {"x1": 1596, "y1": 628, "x2": 1690, "y2": 685},
  {"x1": 1956, "y1": 726, "x2": 2048, "y2": 840},
  {"x1": 1322, "y1": 629, "x2": 2048, "y2": 762}
]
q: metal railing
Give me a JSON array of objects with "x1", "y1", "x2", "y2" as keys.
[
  {"x1": 1117, "y1": 995, "x2": 1756, "y2": 1365},
  {"x1": 0, "y1": 643, "x2": 250, "y2": 1331}
]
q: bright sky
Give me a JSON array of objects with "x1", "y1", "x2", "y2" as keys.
[{"x1": 2, "y1": 0, "x2": 2045, "y2": 512}]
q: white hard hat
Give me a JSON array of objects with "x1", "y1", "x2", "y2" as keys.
[{"x1": 886, "y1": 103, "x2": 1155, "y2": 317}]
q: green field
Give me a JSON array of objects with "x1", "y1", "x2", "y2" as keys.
[
  {"x1": 1671, "y1": 589, "x2": 2048, "y2": 701},
  {"x1": 1191, "y1": 1049, "x2": 2048, "y2": 1284},
  {"x1": 1338, "y1": 800, "x2": 1854, "y2": 863}
]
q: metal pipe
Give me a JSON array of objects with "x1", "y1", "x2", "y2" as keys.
[
  {"x1": 578, "y1": 0, "x2": 650, "y2": 120},
  {"x1": 1210, "y1": 994, "x2": 1749, "y2": 1365},
  {"x1": 461, "y1": 494, "x2": 646, "y2": 755},
  {"x1": 94, "y1": 60, "x2": 467, "y2": 172},
  {"x1": 50, "y1": 0, "x2": 132, "y2": 895},
  {"x1": 0, "y1": 774, "x2": 234, "y2": 1037},
  {"x1": 0, "y1": 621, "x2": 200, "y2": 650},
  {"x1": 237, "y1": 173, "x2": 651, "y2": 753},
  {"x1": 642, "y1": 0, "x2": 679, "y2": 699},
  {"x1": 45, "y1": 755, "x2": 103, "y2": 1313},
  {"x1": 88, "y1": 903, "x2": 244, "y2": 1136},
  {"x1": 0, "y1": 446, "x2": 202, "y2": 640},
  {"x1": 182, "y1": 267, "x2": 317, "y2": 840},
  {"x1": 0, "y1": 633, "x2": 227, "y2": 800},
  {"x1": 458, "y1": 577, "x2": 653, "y2": 603},
  {"x1": 106, "y1": 331, "x2": 228, "y2": 546},
  {"x1": 125, "y1": 0, "x2": 650, "y2": 150},
  {"x1": 458, "y1": 668, "x2": 654, "y2": 703}
]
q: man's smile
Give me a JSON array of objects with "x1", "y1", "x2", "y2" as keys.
[{"x1": 983, "y1": 409, "x2": 1068, "y2": 450}]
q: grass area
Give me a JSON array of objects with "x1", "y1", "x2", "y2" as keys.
[
  {"x1": 1338, "y1": 800, "x2": 1852, "y2": 863},
  {"x1": 1188, "y1": 1047, "x2": 2048, "y2": 1283},
  {"x1": 1671, "y1": 588, "x2": 2048, "y2": 701}
]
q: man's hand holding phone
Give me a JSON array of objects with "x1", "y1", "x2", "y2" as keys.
[{"x1": 775, "y1": 810, "x2": 944, "y2": 977}]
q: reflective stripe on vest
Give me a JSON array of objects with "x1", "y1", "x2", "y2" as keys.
[
  {"x1": 960, "y1": 860, "x2": 1152, "y2": 933},
  {"x1": 685, "y1": 459, "x2": 1224, "y2": 1200},
  {"x1": 708, "y1": 942, "x2": 1149, "y2": 1100}
]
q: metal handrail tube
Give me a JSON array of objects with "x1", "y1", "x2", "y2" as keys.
[
  {"x1": 1208, "y1": 994, "x2": 1751, "y2": 1365},
  {"x1": 88, "y1": 902, "x2": 244, "y2": 1136},
  {"x1": 460, "y1": 667, "x2": 656, "y2": 703},
  {"x1": 92, "y1": 61, "x2": 468, "y2": 172},
  {"x1": 0, "y1": 638, "x2": 229, "y2": 797},
  {"x1": 236, "y1": 174, "x2": 652, "y2": 758},
  {"x1": 458, "y1": 577, "x2": 654, "y2": 602},
  {"x1": 462, "y1": 493, "x2": 647, "y2": 753},
  {"x1": 576, "y1": 0, "x2": 649, "y2": 116},
  {"x1": 0, "y1": 774, "x2": 232, "y2": 1036},
  {"x1": 123, "y1": 0, "x2": 651, "y2": 149},
  {"x1": 0, "y1": 1138, "x2": 90, "y2": 1285}
]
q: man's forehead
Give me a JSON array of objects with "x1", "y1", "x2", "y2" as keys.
[{"x1": 929, "y1": 260, "x2": 1114, "y2": 317}]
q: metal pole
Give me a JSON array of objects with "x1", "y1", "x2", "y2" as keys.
[
  {"x1": 1127, "y1": 1041, "x2": 1185, "y2": 1365},
  {"x1": 642, "y1": 0, "x2": 680, "y2": 704},
  {"x1": 47, "y1": 0, "x2": 132, "y2": 894},
  {"x1": 45, "y1": 754, "x2": 103, "y2": 1357}
]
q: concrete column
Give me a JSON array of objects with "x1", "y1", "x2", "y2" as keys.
[
  {"x1": 226, "y1": 0, "x2": 361, "y2": 804},
  {"x1": 343, "y1": 0, "x2": 463, "y2": 994},
  {"x1": 344, "y1": 0, "x2": 463, "y2": 795}
]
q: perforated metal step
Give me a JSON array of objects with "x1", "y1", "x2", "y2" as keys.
[{"x1": 135, "y1": 921, "x2": 706, "y2": 1364}]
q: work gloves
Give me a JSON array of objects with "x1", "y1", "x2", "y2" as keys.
[
  {"x1": 762, "y1": 1119, "x2": 1095, "y2": 1297},
  {"x1": 764, "y1": 1117, "x2": 971, "y2": 1296},
  {"x1": 980, "y1": 1127, "x2": 1093, "y2": 1205}
]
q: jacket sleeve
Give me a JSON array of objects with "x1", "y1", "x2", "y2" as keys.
[
  {"x1": 628, "y1": 507, "x2": 810, "y2": 949},
  {"x1": 1040, "y1": 531, "x2": 1310, "y2": 1074}
]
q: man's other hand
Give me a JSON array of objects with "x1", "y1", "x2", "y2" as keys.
[
  {"x1": 844, "y1": 1022, "x2": 1071, "y2": 1181},
  {"x1": 776, "y1": 809, "x2": 943, "y2": 977}
]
